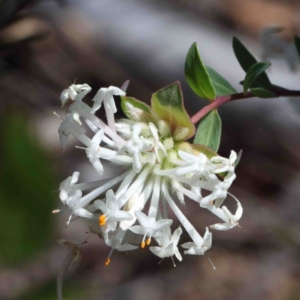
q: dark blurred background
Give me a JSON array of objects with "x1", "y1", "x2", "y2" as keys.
[{"x1": 1, "y1": 0, "x2": 300, "y2": 299}]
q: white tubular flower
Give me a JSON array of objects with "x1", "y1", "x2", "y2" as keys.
[
  {"x1": 86, "y1": 129, "x2": 116, "y2": 175},
  {"x1": 200, "y1": 173, "x2": 236, "y2": 209},
  {"x1": 211, "y1": 150, "x2": 237, "y2": 175},
  {"x1": 175, "y1": 150, "x2": 210, "y2": 176},
  {"x1": 118, "y1": 123, "x2": 153, "y2": 172},
  {"x1": 209, "y1": 195, "x2": 243, "y2": 230},
  {"x1": 181, "y1": 227, "x2": 212, "y2": 255},
  {"x1": 91, "y1": 86, "x2": 126, "y2": 131},
  {"x1": 55, "y1": 82, "x2": 243, "y2": 265},
  {"x1": 129, "y1": 211, "x2": 173, "y2": 248},
  {"x1": 103, "y1": 229, "x2": 138, "y2": 266},
  {"x1": 94, "y1": 190, "x2": 133, "y2": 233},
  {"x1": 91, "y1": 86, "x2": 125, "y2": 114},
  {"x1": 58, "y1": 114, "x2": 88, "y2": 150},
  {"x1": 148, "y1": 122, "x2": 167, "y2": 162},
  {"x1": 59, "y1": 171, "x2": 80, "y2": 204},
  {"x1": 60, "y1": 84, "x2": 91, "y2": 107},
  {"x1": 65, "y1": 189, "x2": 94, "y2": 225},
  {"x1": 149, "y1": 227, "x2": 182, "y2": 265}
]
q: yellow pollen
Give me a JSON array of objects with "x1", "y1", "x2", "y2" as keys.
[
  {"x1": 105, "y1": 257, "x2": 111, "y2": 266},
  {"x1": 146, "y1": 237, "x2": 151, "y2": 245},
  {"x1": 99, "y1": 215, "x2": 107, "y2": 226},
  {"x1": 141, "y1": 241, "x2": 146, "y2": 248}
]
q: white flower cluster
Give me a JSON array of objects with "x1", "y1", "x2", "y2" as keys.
[{"x1": 54, "y1": 83, "x2": 242, "y2": 267}]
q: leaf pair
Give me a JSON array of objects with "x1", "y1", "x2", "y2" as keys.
[
  {"x1": 185, "y1": 43, "x2": 232, "y2": 152},
  {"x1": 185, "y1": 42, "x2": 236, "y2": 100},
  {"x1": 232, "y1": 37, "x2": 275, "y2": 98}
]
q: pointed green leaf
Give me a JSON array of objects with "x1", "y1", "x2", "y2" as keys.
[
  {"x1": 185, "y1": 42, "x2": 216, "y2": 100},
  {"x1": 206, "y1": 66, "x2": 237, "y2": 96},
  {"x1": 243, "y1": 62, "x2": 271, "y2": 93},
  {"x1": 194, "y1": 109, "x2": 221, "y2": 152},
  {"x1": 190, "y1": 144, "x2": 218, "y2": 159},
  {"x1": 250, "y1": 87, "x2": 276, "y2": 98},
  {"x1": 233, "y1": 37, "x2": 271, "y2": 89},
  {"x1": 294, "y1": 35, "x2": 300, "y2": 58},
  {"x1": 120, "y1": 96, "x2": 156, "y2": 123},
  {"x1": 151, "y1": 82, "x2": 195, "y2": 141}
]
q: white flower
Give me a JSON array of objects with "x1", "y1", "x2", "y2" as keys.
[
  {"x1": 200, "y1": 172, "x2": 236, "y2": 209},
  {"x1": 103, "y1": 229, "x2": 138, "y2": 265},
  {"x1": 175, "y1": 150, "x2": 210, "y2": 176},
  {"x1": 129, "y1": 211, "x2": 173, "y2": 248},
  {"x1": 149, "y1": 227, "x2": 182, "y2": 265},
  {"x1": 210, "y1": 196, "x2": 243, "y2": 230},
  {"x1": 181, "y1": 227, "x2": 212, "y2": 255},
  {"x1": 94, "y1": 190, "x2": 133, "y2": 233},
  {"x1": 85, "y1": 129, "x2": 116, "y2": 175},
  {"x1": 91, "y1": 86, "x2": 126, "y2": 131},
  {"x1": 91, "y1": 86, "x2": 125, "y2": 114},
  {"x1": 58, "y1": 114, "x2": 86, "y2": 150},
  {"x1": 64, "y1": 189, "x2": 94, "y2": 225},
  {"x1": 118, "y1": 123, "x2": 153, "y2": 172},
  {"x1": 55, "y1": 82, "x2": 243, "y2": 265},
  {"x1": 211, "y1": 150, "x2": 237, "y2": 175},
  {"x1": 59, "y1": 171, "x2": 80, "y2": 204},
  {"x1": 60, "y1": 84, "x2": 91, "y2": 107}
]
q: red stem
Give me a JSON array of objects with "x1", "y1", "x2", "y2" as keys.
[{"x1": 190, "y1": 86, "x2": 300, "y2": 124}]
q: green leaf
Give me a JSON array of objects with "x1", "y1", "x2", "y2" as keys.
[
  {"x1": 206, "y1": 66, "x2": 237, "y2": 96},
  {"x1": 243, "y1": 62, "x2": 271, "y2": 93},
  {"x1": 120, "y1": 96, "x2": 156, "y2": 123},
  {"x1": 151, "y1": 82, "x2": 195, "y2": 141},
  {"x1": 194, "y1": 109, "x2": 221, "y2": 152},
  {"x1": 190, "y1": 144, "x2": 218, "y2": 159},
  {"x1": 0, "y1": 113, "x2": 55, "y2": 264},
  {"x1": 294, "y1": 35, "x2": 300, "y2": 58},
  {"x1": 250, "y1": 87, "x2": 276, "y2": 98},
  {"x1": 232, "y1": 37, "x2": 271, "y2": 89},
  {"x1": 185, "y1": 42, "x2": 216, "y2": 100}
]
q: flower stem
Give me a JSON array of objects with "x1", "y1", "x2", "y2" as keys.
[{"x1": 191, "y1": 86, "x2": 300, "y2": 124}]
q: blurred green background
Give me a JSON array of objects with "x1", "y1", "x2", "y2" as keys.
[{"x1": 0, "y1": 0, "x2": 300, "y2": 299}]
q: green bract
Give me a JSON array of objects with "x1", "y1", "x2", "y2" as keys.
[
  {"x1": 185, "y1": 42, "x2": 216, "y2": 100},
  {"x1": 194, "y1": 109, "x2": 221, "y2": 152},
  {"x1": 151, "y1": 82, "x2": 195, "y2": 141},
  {"x1": 120, "y1": 96, "x2": 156, "y2": 123}
]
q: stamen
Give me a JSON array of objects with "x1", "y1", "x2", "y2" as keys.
[
  {"x1": 171, "y1": 256, "x2": 176, "y2": 267},
  {"x1": 76, "y1": 146, "x2": 88, "y2": 150},
  {"x1": 105, "y1": 248, "x2": 114, "y2": 266},
  {"x1": 146, "y1": 237, "x2": 151, "y2": 246},
  {"x1": 52, "y1": 209, "x2": 60, "y2": 214},
  {"x1": 99, "y1": 215, "x2": 107, "y2": 226},
  {"x1": 208, "y1": 258, "x2": 216, "y2": 270},
  {"x1": 105, "y1": 257, "x2": 111, "y2": 266},
  {"x1": 141, "y1": 241, "x2": 146, "y2": 248},
  {"x1": 53, "y1": 111, "x2": 64, "y2": 120}
]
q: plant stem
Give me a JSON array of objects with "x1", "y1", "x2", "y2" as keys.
[{"x1": 191, "y1": 86, "x2": 300, "y2": 124}]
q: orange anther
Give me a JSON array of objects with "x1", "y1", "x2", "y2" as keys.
[
  {"x1": 99, "y1": 215, "x2": 106, "y2": 226},
  {"x1": 105, "y1": 258, "x2": 111, "y2": 266},
  {"x1": 141, "y1": 241, "x2": 146, "y2": 248},
  {"x1": 146, "y1": 237, "x2": 151, "y2": 245}
]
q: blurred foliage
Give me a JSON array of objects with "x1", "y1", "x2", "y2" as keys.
[
  {"x1": 22, "y1": 280, "x2": 85, "y2": 300},
  {"x1": 0, "y1": 111, "x2": 55, "y2": 264}
]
